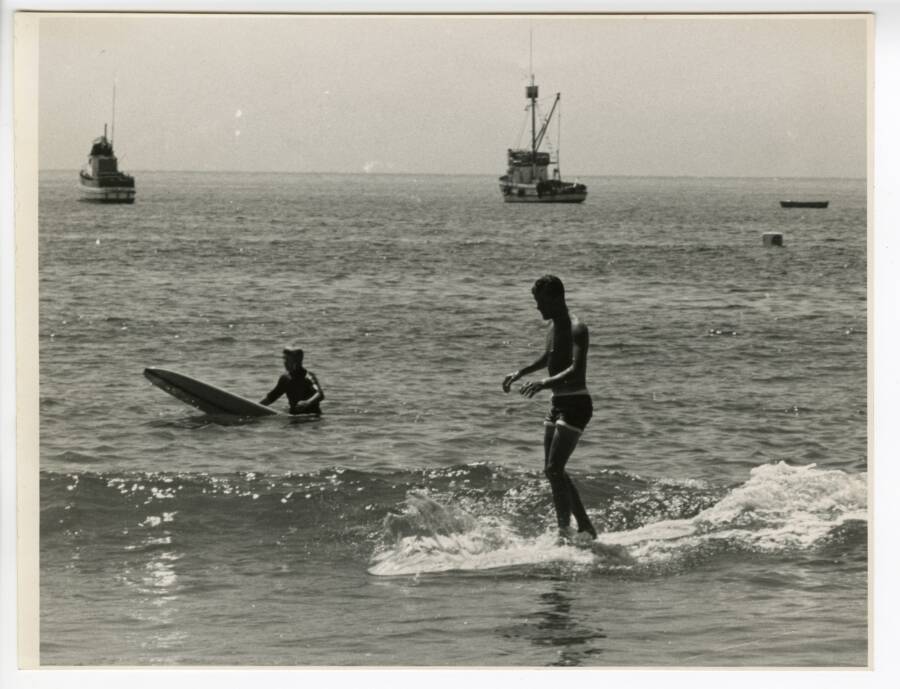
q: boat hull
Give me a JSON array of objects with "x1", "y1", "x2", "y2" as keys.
[
  {"x1": 499, "y1": 182, "x2": 587, "y2": 204},
  {"x1": 780, "y1": 201, "x2": 828, "y2": 209},
  {"x1": 79, "y1": 174, "x2": 136, "y2": 204},
  {"x1": 79, "y1": 185, "x2": 136, "y2": 203}
]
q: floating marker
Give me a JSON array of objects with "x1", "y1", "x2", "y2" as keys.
[{"x1": 763, "y1": 232, "x2": 783, "y2": 247}]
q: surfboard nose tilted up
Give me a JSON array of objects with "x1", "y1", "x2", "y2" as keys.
[{"x1": 144, "y1": 367, "x2": 280, "y2": 416}]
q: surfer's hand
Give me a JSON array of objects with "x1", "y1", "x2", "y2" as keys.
[
  {"x1": 502, "y1": 371, "x2": 520, "y2": 393},
  {"x1": 519, "y1": 379, "x2": 545, "y2": 398}
]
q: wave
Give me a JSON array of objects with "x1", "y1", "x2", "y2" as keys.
[
  {"x1": 368, "y1": 462, "x2": 867, "y2": 576},
  {"x1": 40, "y1": 461, "x2": 866, "y2": 577}
]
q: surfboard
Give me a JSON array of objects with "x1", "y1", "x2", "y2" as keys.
[{"x1": 143, "y1": 367, "x2": 280, "y2": 417}]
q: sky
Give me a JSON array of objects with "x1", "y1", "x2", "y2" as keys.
[{"x1": 37, "y1": 12, "x2": 868, "y2": 177}]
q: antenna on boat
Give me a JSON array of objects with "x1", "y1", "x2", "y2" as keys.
[
  {"x1": 529, "y1": 27, "x2": 533, "y2": 80},
  {"x1": 111, "y1": 80, "x2": 117, "y2": 146}
]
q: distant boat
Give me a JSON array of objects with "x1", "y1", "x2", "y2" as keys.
[
  {"x1": 780, "y1": 200, "x2": 828, "y2": 209},
  {"x1": 79, "y1": 124, "x2": 136, "y2": 203},
  {"x1": 79, "y1": 83, "x2": 135, "y2": 204},
  {"x1": 498, "y1": 74, "x2": 587, "y2": 204}
]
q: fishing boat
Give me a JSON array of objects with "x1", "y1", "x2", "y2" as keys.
[
  {"x1": 79, "y1": 84, "x2": 136, "y2": 203},
  {"x1": 498, "y1": 76, "x2": 587, "y2": 203},
  {"x1": 780, "y1": 200, "x2": 828, "y2": 209},
  {"x1": 79, "y1": 124, "x2": 136, "y2": 203}
]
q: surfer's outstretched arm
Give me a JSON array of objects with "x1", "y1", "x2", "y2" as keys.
[
  {"x1": 260, "y1": 374, "x2": 288, "y2": 406},
  {"x1": 502, "y1": 352, "x2": 548, "y2": 392}
]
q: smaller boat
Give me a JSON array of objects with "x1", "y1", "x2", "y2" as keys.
[
  {"x1": 79, "y1": 123, "x2": 136, "y2": 203},
  {"x1": 780, "y1": 200, "x2": 828, "y2": 209}
]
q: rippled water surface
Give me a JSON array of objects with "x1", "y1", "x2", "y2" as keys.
[{"x1": 39, "y1": 172, "x2": 867, "y2": 666}]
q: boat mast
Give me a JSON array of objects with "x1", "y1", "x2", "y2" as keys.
[
  {"x1": 527, "y1": 30, "x2": 539, "y2": 180},
  {"x1": 111, "y1": 82, "x2": 116, "y2": 146}
]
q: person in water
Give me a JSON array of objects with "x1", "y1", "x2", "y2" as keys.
[
  {"x1": 502, "y1": 275, "x2": 598, "y2": 542},
  {"x1": 260, "y1": 346, "x2": 324, "y2": 415}
]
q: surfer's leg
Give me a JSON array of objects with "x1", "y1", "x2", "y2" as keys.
[
  {"x1": 566, "y1": 474, "x2": 597, "y2": 538},
  {"x1": 543, "y1": 413, "x2": 571, "y2": 533},
  {"x1": 547, "y1": 395, "x2": 596, "y2": 538},
  {"x1": 543, "y1": 422, "x2": 555, "y2": 464},
  {"x1": 544, "y1": 425, "x2": 582, "y2": 533}
]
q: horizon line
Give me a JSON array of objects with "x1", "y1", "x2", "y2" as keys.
[{"x1": 38, "y1": 169, "x2": 868, "y2": 182}]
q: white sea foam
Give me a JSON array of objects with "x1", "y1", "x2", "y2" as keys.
[
  {"x1": 369, "y1": 491, "x2": 596, "y2": 575},
  {"x1": 369, "y1": 524, "x2": 596, "y2": 576},
  {"x1": 369, "y1": 462, "x2": 867, "y2": 576}
]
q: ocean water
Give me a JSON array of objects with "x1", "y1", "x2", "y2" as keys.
[{"x1": 38, "y1": 171, "x2": 867, "y2": 666}]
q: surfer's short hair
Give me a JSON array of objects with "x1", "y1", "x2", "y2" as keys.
[
  {"x1": 532, "y1": 275, "x2": 565, "y2": 299},
  {"x1": 283, "y1": 346, "x2": 304, "y2": 362}
]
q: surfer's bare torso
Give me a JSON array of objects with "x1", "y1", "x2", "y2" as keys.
[{"x1": 545, "y1": 314, "x2": 588, "y2": 395}]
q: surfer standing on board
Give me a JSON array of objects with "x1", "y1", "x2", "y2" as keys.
[
  {"x1": 260, "y1": 346, "x2": 324, "y2": 415},
  {"x1": 502, "y1": 275, "x2": 598, "y2": 543}
]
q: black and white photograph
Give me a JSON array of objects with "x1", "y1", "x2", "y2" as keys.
[{"x1": 5, "y1": 3, "x2": 895, "y2": 681}]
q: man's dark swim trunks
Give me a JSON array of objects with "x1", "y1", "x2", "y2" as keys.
[{"x1": 543, "y1": 392, "x2": 593, "y2": 433}]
